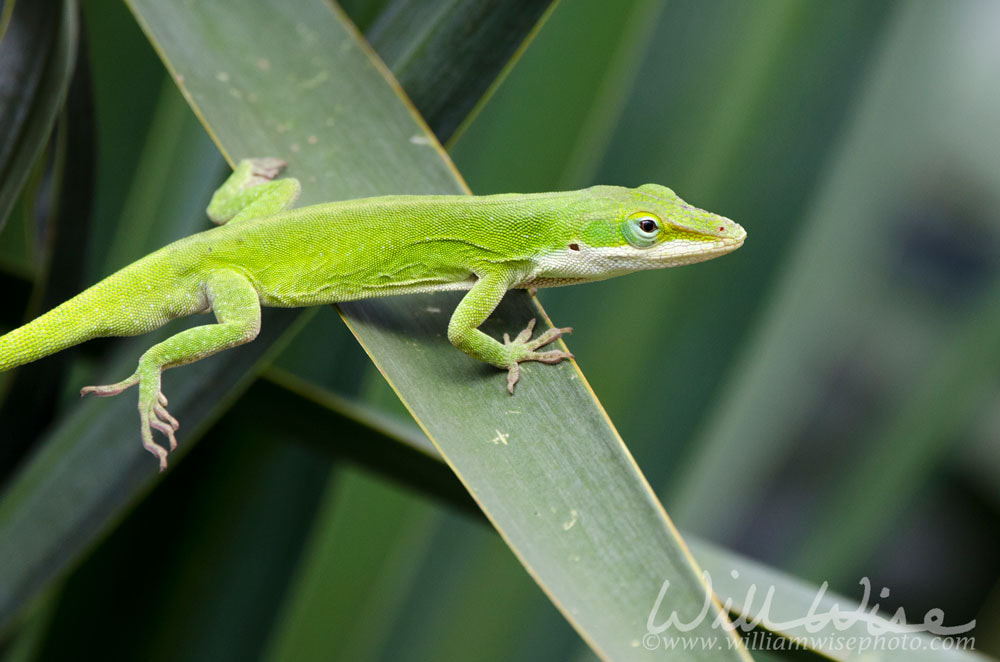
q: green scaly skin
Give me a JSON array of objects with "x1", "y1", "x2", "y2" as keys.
[{"x1": 0, "y1": 159, "x2": 746, "y2": 470}]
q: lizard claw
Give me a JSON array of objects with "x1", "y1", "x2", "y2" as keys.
[
  {"x1": 507, "y1": 362, "x2": 521, "y2": 394},
  {"x1": 245, "y1": 157, "x2": 287, "y2": 185},
  {"x1": 149, "y1": 419, "x2": 178, "y2": 454},
  {"x1": 155, "y1": 404, "x2": 180, "y2": 432},
  {"x1": 509, "y1": 318, "x2": 537, "y2": 345}
]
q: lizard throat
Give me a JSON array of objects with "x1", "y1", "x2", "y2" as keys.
[{"x1": 525, "y1": 239, "x2": 739, "y2": 287}]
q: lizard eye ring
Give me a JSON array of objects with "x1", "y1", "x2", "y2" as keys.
[{"x1": 623, "y1": 212, "x2": 661, "y2": 248}]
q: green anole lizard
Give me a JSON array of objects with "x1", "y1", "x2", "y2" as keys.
[{"x1": 0, "y1": 159, "x2": 745, "y2": 469}]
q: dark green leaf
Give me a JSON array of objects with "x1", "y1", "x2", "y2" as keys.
[
  {"x1": 363, "y1": 0, "x2": 559, "y2": 143},
  {"x1": 0, "y1": 0, "x2": 76, "y2": 230}
]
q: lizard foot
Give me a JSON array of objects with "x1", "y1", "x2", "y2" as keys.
[
  {"x1": 82, "y1": 374, "x2": 178, "y2": 471},
  {"x1": 503, "y1": 318, "x2": 574, "y2": 394}
]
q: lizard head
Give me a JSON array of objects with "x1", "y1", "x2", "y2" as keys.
[
  {"x1": 525, "y1": 184, "x2": 745, "y2": 288},
  {"x1": 583, "y1": 183, "x2": 745, "y2": 268}
]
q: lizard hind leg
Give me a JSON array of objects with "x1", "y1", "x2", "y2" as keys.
[{"x1": 81, "y1": 270, "x2": 262, "y2": 471}]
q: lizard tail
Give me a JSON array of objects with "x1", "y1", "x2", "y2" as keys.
[
  {"x1": 0, "y1": 263, "x2": 174, "y2": 372},
  {"x1": 0, "y1": 287, "x2": 111, "y2": 372}
]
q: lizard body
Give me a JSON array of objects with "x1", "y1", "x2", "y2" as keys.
[{"x1": 0, "y1": 159, "x2": 745, "y2": 469}]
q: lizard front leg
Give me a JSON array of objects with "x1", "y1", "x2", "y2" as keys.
[
  {"x1": 206, "y1": 158, "x2": 301, "y2": 225},
  {"x1": 82, "y1": 270, "x2": 261, "y2": 470},
  {"x1": 447, "y1": 268, "x2": 573, "y2": 393}
]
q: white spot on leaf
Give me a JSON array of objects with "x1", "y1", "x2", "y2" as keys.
[{"x1": 562, "y1": 509, "x2": 579, "y2": 531}]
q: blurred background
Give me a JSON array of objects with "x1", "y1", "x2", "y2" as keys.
[
  {"x1": 455, "y1": 0, "x2": 1000, "y2": 655},
  {"x1": 0, "y1": 0, "x2": 997, "y2": 659}
]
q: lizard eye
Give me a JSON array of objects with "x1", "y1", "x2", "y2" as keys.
[{"x1": 623, "y1": 212, "x2": 661, "y2": 248}]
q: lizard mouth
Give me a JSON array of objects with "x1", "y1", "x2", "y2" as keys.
[
  {"x1": 706, "y1": 224, "x2": 746, "y2": 253},
  {"x1": 729, "y1": 225, "x2": 747, "y2": 246},
  {"x1": 663, "y1": 232, "x2": 745, "y2": 266}
]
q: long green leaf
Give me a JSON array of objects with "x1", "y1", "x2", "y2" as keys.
[
  {"x1": 258, "y1": 377, "x2": 987, "y2": 662},
  {"x1": 687, "y1": 537, "x2": 985, "y2": 662},
  {"x1": 0, "y1": 37, "x2": 98, "y2": 478},
  {"x1": 0, "y1": 0, "x2": 75, "y2": 230},
  {"x1": 0, "y1": 1, "x2": 743, "y2": 657},
  {"x1": 126, "y1": 1, "x2": 743, "y2": 658},
  {"x1": 263, "y1": 468, "x2": 443, "y2": 662},
  {"x1": 241, "y1": 369, "x2": 481, "y2": 517},
  {"x1": 0, "y1": 74, "x2": 253, "y2": 636},
  {"x1": 362, "y1": 0, "x2": 559, "y2": 143}
]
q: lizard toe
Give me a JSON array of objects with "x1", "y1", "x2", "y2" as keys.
[
  {"x1": 527, "y1": 350, "x2": 574, "y2": 365},
  {"x1": 506, "y1": 362, "x2": 521, "y2": 394}
]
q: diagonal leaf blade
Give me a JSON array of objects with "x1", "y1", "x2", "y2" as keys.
[
  {"x1": 258, "y1": 378, "x2": 988, "y2": 662},
  {"x1": 128, "y1": 0, "x2": 746, "y2": 658},
  {"x1": 362, "y1": 0, "x2": 559, "y2": 143},
  {"x1": 0, "y1": 0, "x2": 76, "y2": 231},
  {"x1": 0, "y1": 1, "x2": 746, "y2": 658}
]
